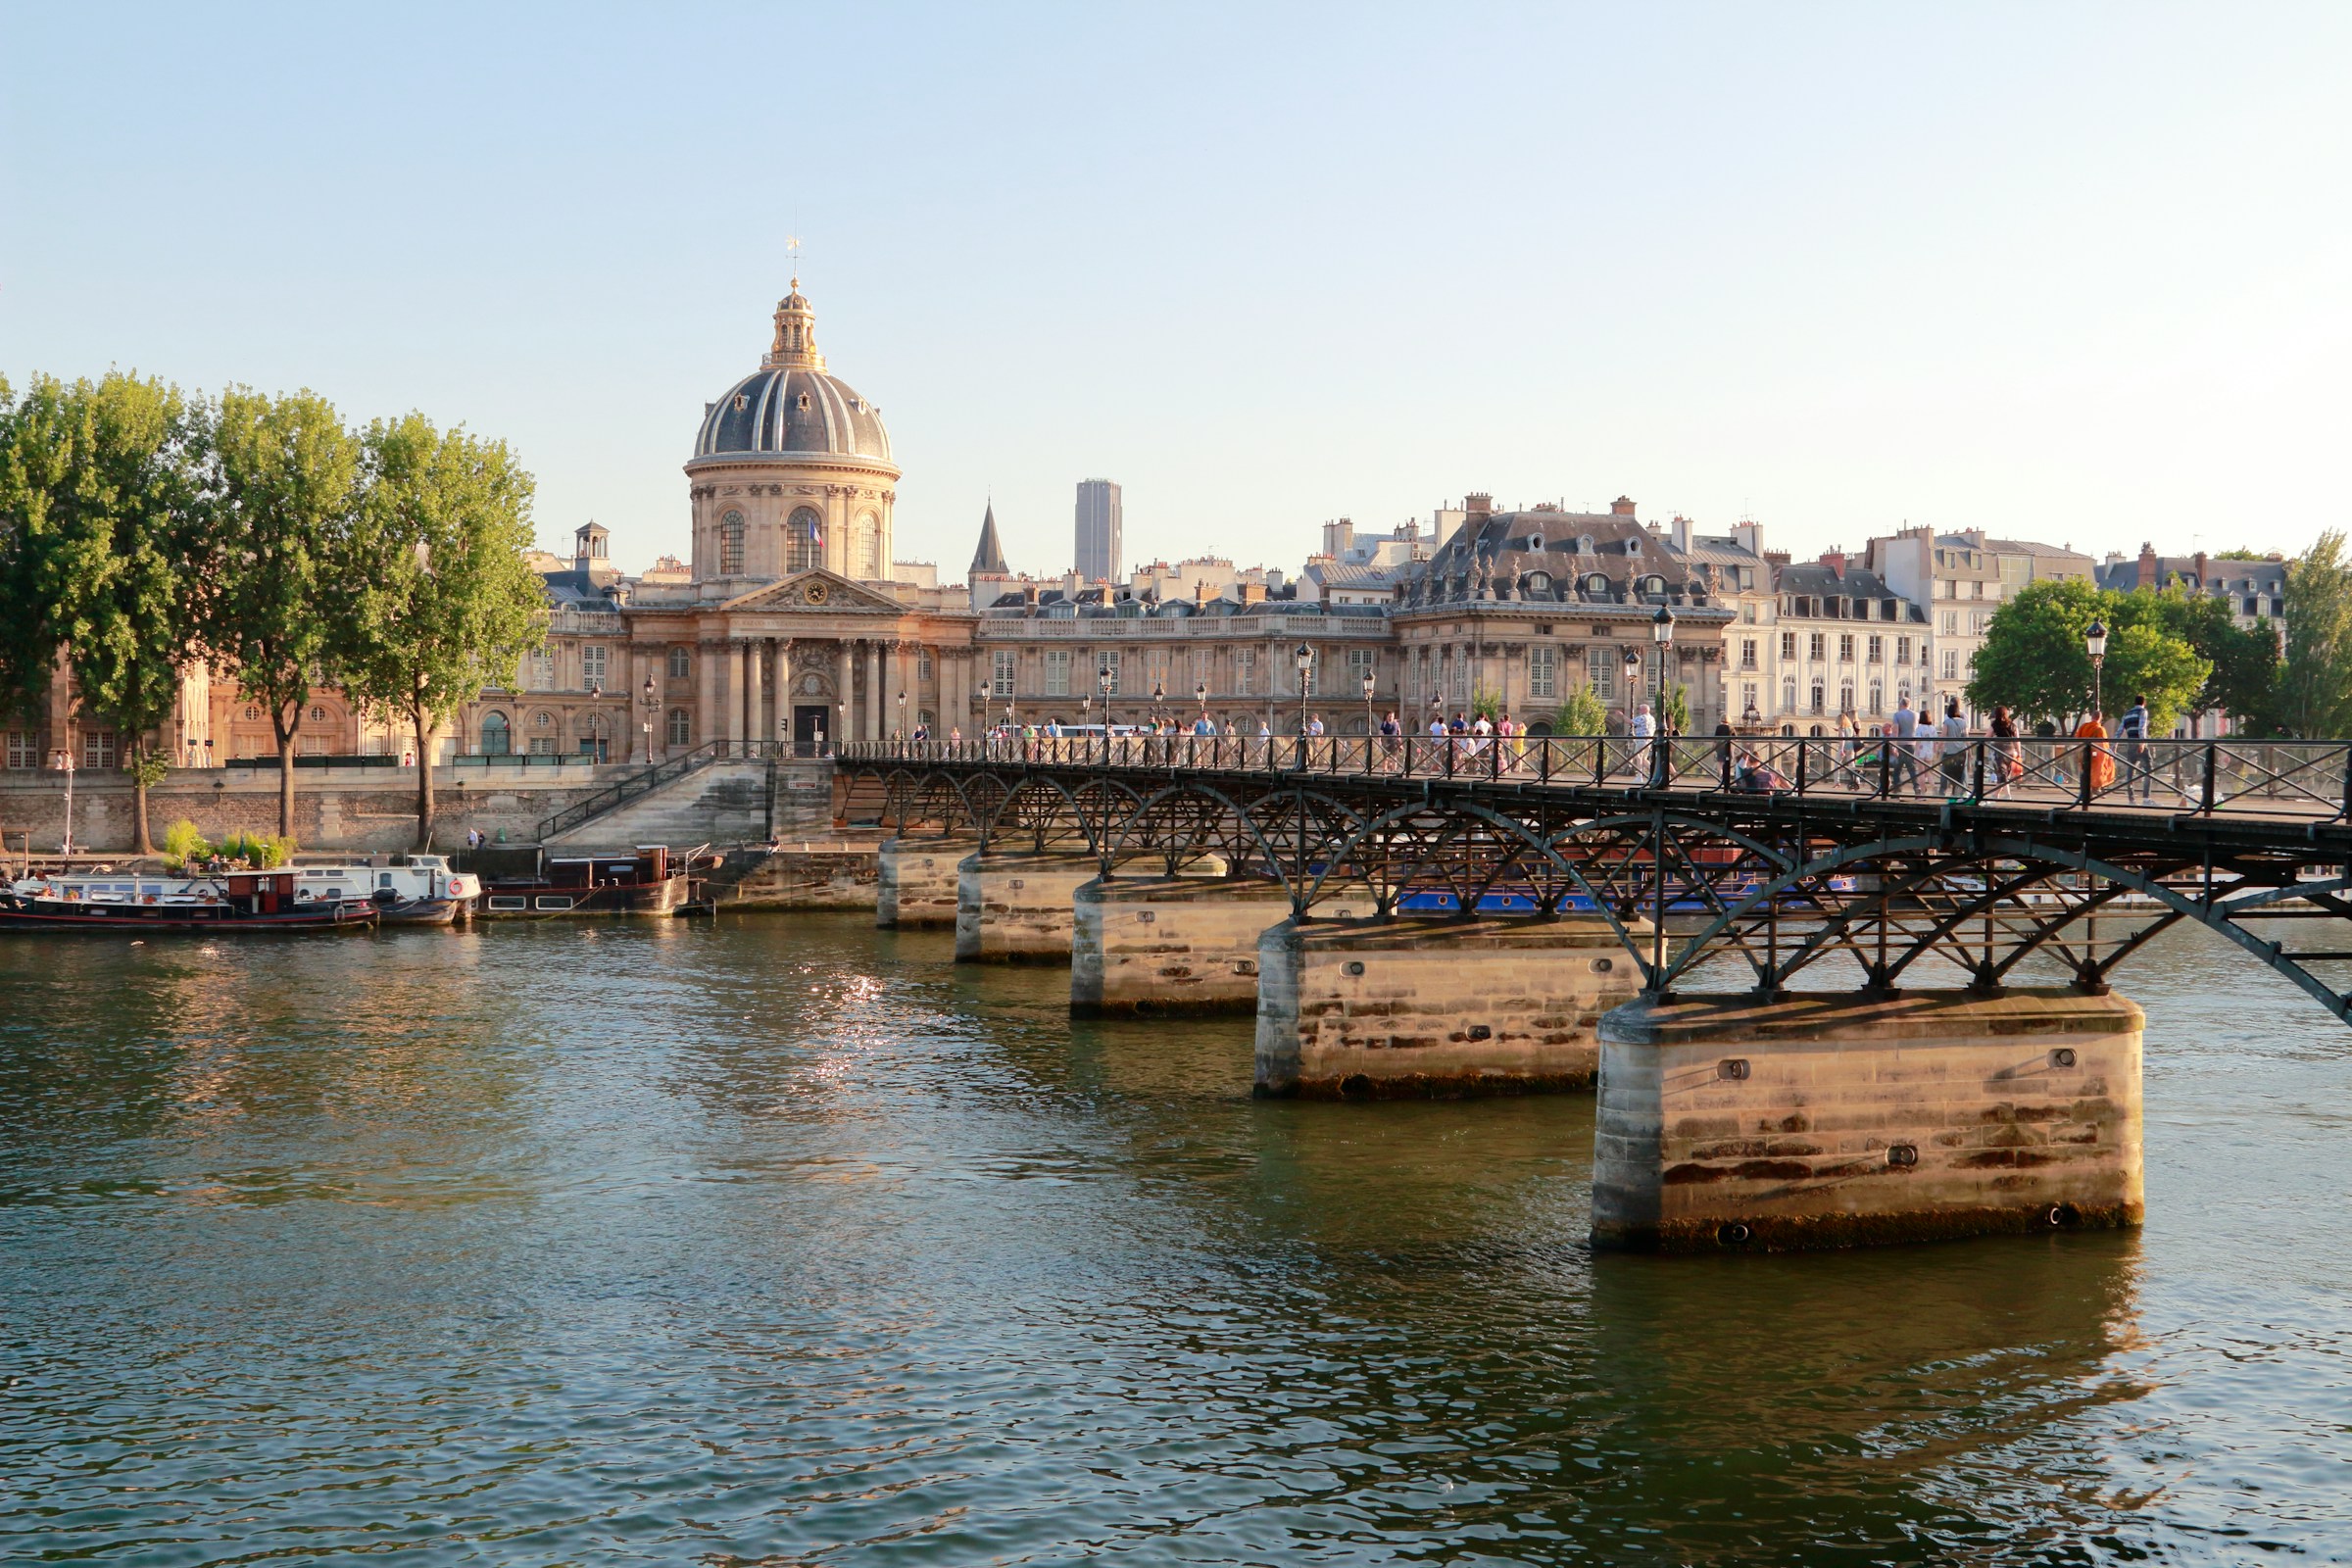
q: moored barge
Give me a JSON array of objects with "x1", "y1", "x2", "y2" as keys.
[{"x1": 0, "y1": 870, "x2": 377, "y2": 933}]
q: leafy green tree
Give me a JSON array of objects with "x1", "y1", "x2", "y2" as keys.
[
  {"x1": 339, "y1": 414, "x2": 547, "y2": 849},
  {"x1": 2148, "y1": 587, "x2": 2281, "y2": 735},
  {"x1": 26, "y1": 374, "x2": 211, "y2": 852},
  {"x1": 0, "y1": 374, "x2": 69, "y2": 729},
  {"x1": 205, "y1": 388, "x2": 361, "y2": 839},
  {"x1": 2281, "y1": 532, "x2": 2352, "y2": 738},
  {"x1": 1550, "y1": 686, "x2": 1607, "y2": 736},
  {"x1": 1968, "y1": 579, "x2": 2210, "y2": 729},
  {"x1": 1659, "y1": 679, "x2": 1690, "y2": 735}
]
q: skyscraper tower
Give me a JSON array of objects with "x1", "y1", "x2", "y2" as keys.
[{"x1": 1074, "y1": 478, "x2": 1122, "y2": 582}]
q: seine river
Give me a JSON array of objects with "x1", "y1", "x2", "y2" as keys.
[{"x1": 4, "y1": 915, "x2": 2349, "y2": 1565}]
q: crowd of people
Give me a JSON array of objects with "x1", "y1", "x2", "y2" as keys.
[{"x1": 1722, "y1": 693, "x2": 2169, "y2": 804}]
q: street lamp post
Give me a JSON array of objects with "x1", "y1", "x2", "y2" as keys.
[
  {"x1": 50, "y1": 748, "x2": 74, "y2": 857},
  {"x1": 640, "y1": 674, "x2": 660, "y2": 764},
  {"x1": 1292, "y1": 642, "x2": 1314, "y2": 763},
  {"x1": 1651, "y1": 604, "x2": 1677, "y2": 782},
  {"x1": 2084, "y1": 618, "x2": 2108, "y2": 721},
  {"x1": 1361, "y1": 668, "x2": 1376, "y2": 755},
  {"x1": 1194, "y1": 681, "x2": 1208, "y2": 732},
  {"x1": 1098, "y1": 663, "x2": 1114, "y2": 761},
  {"x1": 895, "y1": 688, "x2": 906, "y2": 751}
]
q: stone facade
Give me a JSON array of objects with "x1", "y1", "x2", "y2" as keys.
[{"x1": 1070, "y1": 874, "x2": 1297, "y2": 1016}]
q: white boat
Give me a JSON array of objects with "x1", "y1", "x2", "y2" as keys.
[{"x1": 288, "y1": 855, "x2": 480, "y2": 924}]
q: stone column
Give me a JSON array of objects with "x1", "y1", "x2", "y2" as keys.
[
  {"x1": 884, "y1": 640, "x2": 906, "y2": 739},
  {"x1": 867, "y1": 641, "x2": 886, "y2": 743},
  {"x1": 750, "y1": 638, "x2": 769, "y2": 751},
  {"x1": 775, "y1": 639, "x2": 796, "y2": 752},
  {"x1": 697, "y1": 640, "x2": 717, "y2": 752},
  {"x1": 726, "y1": 641, "x2": 747, "y2": 748}
]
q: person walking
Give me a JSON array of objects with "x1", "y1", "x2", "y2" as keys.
[
  {"x1": 1937, "y1": 699, "x2": 1971, "y2": 797},
  {"x1": 1889, "y1": 697, "x2": 1922, "y2": 795},
  {"x1": 2118, "y1": 693, "x2": 2154, "y2": 804},
  {"x1": 1629, "y1": 701, "x2": 1657, "y2": 784},
  {"x1": 1989, "y1": 705, "x2": 2023, "y2": 799}
]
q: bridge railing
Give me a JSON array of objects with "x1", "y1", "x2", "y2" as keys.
[{"x1": 841, "y1": 733, "x2": 2352, "y2": 821}]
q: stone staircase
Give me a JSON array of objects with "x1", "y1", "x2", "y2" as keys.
[{"x1": 543, "y1": 757, "x2": 834, "y2": 850}]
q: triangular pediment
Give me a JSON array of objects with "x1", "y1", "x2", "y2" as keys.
[{"x1": 719, "y1": 568, "x2": 905, "y2": 614}]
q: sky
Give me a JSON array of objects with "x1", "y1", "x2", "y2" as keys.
[{"x1": 4, "y1": 3, "x2": 2348, "y2": 581}]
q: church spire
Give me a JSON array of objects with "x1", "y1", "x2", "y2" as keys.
[
  {"x1": 970, "y1": 501, "x2": 1008, "y2": 577},
  {"x1": 764, "y1": 277, "x2": 825, "y2": 371}
]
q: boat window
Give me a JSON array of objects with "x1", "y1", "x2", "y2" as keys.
[
  {"x1": 380, "y1": 873, "x2": 394, "y2": 888},
  {"x1": 535, "y1": 896, "x2": 575, "y2": 910},
  {"x1": 487, "y1": 896, "x2": 528, "y2": 910}
]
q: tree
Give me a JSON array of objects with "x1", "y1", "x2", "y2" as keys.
[
  {"x1": 339, "y1": 414, "x2": 546, "y2": 849},
  {"x1": 2147, "y1": 586, "x2": 2281, "y2": 735},
  {"x1": 1659, "y1": 679, "x2": 1690, "y2": 735},
  {"x1": 204, "y1": 388, "x2": 361, "y2": 839},
  {"x1": 1550, "y1": 687, "x2": 1607, "y2": 736},
  {"x1": 2281, "y1": 532, "x2": 2352, "y2": 738},
  {"x1": 0, "y1": 374, "x2": 70, "y2": 728},
  {"x1": 1967, "y1": 578, "x2": 2210, "y2": 730},
  {"x1": 24, "y1": 374, "x2": 211, "y2": 852}
]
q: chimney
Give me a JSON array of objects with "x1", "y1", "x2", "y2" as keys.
[
  {"x1": 1731, "y1": 520, "x2": 1763, "y2": 558},
  {"x1": 1462, "y1": 492, "x2": 1494, "y2": 521},
  {"x1": 1240, "y1": 580, "x2": 1266, "y2": 605},
  {"x1": 1821, "y1": 547, "x2": 1846, "y2": 579},
  {"x1": 1611, "y1": 495, "x2": 1638, "y2": 518},
  {"x1": 1672, "y1": 514, "x2": 1692, "y2": 552},
  {"x1": 1764, "y1": 549, "x2": 1792, "y2": 568},
  {"x1": 2136, "y1": 541, "x2": 2158, "y2": 591},
  {"x1": 2193, "y1": 550, "x2": 2209, "y2": 589},
  {"x1": 1194, "y1": 578, "x2": 1209, "y2": 607}
]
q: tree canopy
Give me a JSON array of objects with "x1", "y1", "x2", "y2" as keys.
[
  {"x1": 339, "y1": 414, "x2": 547, "y2": 848},
  {"x1": 2281, "y1": 531, "x2": 2352, "y2": 739},
  {"x1": 1965, "y1": 578, "x2": 2212, "y2": 731}
]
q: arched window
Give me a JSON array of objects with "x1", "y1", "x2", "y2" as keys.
[
  {"x1": 855, "y1": 513, "x2": 881, "y2": 578},
  {"x1": 666, "y1": 709, "x2": 691, "y2": 747},
  {"x1": 1810, "y1": 681, "x2": 1825, "y2": 713},
  {"x1": 1869, "y1": 682, "x2": 1884, "y2": 713},
  {"x1": 1781, "y1": 678, "x2": 1797, "y2": 712},
  {"x1": 787, "y1": 507, "x2": 823, "y2": 572},
  {"x1": 1642, "y1": 574, "x2": 1667, "y2": 597},
  {"x1": 480, "y1": 711, "x2": 511, "y2": 755},
  {"x1": 1525, "y1": 570, "x2": 1551, "y2": 594},
  {"x1": 1838, "y1": 683, "x2": 1853, "y2": 713},
  {"x1": 1583, "y1": 572, "x2": 1611, "y2": 596},
  {"x1": 1578, "y1": 534, "x2": 1594, "y2": 555},
  {"x1": 719, "y1": 510, "x2": 746, "y2": 575},
  {"x1": 1527, "y1": 534, "x2": 1544, "y2": 553},
  {"x1": 666, "y1": 647, "x2": 690, "y2": 679}
]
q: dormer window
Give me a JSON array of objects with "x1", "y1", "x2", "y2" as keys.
[
  {"x1": 1579, "y1": 535, "x2": 1594, "y2": 554},
  {"x1": 797, "y1": 393, "x2": 811, "y2": 411},
  {"x1": 1527, "y1": 534, "x2": 1544, "y2": 553},
  {"x1": 1525, "y1": 570, "x2": 1551, "y2": 594},
  {"x1": 1584, "y1": 572, "x2": 1611, "y2": 595}
]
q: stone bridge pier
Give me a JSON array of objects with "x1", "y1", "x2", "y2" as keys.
[
  {"x1": 1071, "y1": 875, "x2": 1340, "y2": 1017},
  {"x1": 1253, "y1": 914, "x2": 1644, "y2": 1099},
  {"x1": 955, "y1": 851, "x2": 1227, "y2": 964},
  {"x1": 877, "y1": 836, "x2": 978, "y2": 928},
  {"x1": 1592, "y1": 989, "x2": 2144, "y2": 1251}
]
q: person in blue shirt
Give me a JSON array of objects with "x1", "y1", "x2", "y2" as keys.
[{"x1": 2119, "y1": 694, "x2": 2154, "y2": 803}]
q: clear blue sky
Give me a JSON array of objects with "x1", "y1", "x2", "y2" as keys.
[{"x1": 5, "y1": 4, "x2": 2347, "y2": 578}]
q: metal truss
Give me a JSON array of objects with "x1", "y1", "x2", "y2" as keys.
[{"x1": 837, "y1": 753, "x2": 2352, "y2": 1027}]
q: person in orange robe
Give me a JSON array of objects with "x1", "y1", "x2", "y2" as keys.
[{"x1": 2075, "y1": 714, "x2": 2115, "y2": 794}]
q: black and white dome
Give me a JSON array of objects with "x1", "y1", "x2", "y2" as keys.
[{"x1": 691, "y1": 282, "x2": 893, "y2": 464}]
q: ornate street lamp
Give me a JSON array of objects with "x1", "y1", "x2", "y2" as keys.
[
  {"x1": 1194, "y1": 681, "x2": 1208, "y2": 731},
  {"x1": 896, "y1": 687, "x2": 906, "y2": 751},
  {"x1": 50, "y1": 747, "x2": 75, "y2": 857},
  {"x1": 1293, "y1": 642, "x2": 1315, "y2": 750},
  {"x1": 1361, "y1": 666, "x2": 1376, "y2": 745},
  {"x1": 1098, "y1": 663, "x2": 1114, "y2": 741},
  {"x1": 2084, "y1": 618, "x2": 2108, "y2": 720},
  {"x1": 639, "y1": 674, "x2": 660, "y2": 763}
]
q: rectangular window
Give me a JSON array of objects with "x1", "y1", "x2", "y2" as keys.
[
  {"x1": 1236, "y1": 649, "x2": 1254, "y2": 696},
  {"x1": 919, "y1": 649, "x2": 934, "y2": 681},
  {"x1": 1587, "y1": 645, "x2": 1615, "y2": 701},
  {"x1": 6, "y1": 730, "x2": 36, "y2": 769},
  {"x1": 1942, "y1": 649, "x2": 1960, "y2": 679},
  {"x1": 1780, "y1": 631, "x2": 1796, "y2": 661},
  {"x1": 1348, "y1": 646, "x2": 1376, "y2": 693},
  {"x1": 1838, "y1": 633, "x2": 1854, "y2": 661},
  {"x1": 82, "y1": 730, "x2": 116, "y2": 769},
  {"x1": 530, "y1": 649, "x2": 555, "y2": 690},
  {"x1": 581, "y1": 644, "x2": 608, "y2": 687},
  {"x1": 992, "y1": 650, "x2": 1015, "y2": 697},
  {"x1": 1740, "y1": 637, "x2": 1757, "y2": 669},
  {"x1": 1740, "y1": 681, "x2": 1757, "y2": 716},
  {"x1": 1529, "y1": 644, "x2": 1556, "y2": 699},
  {"x1": 1972, "y1": 580, "x2": 1984, "y2": 599},
  {"x1": 1897, "y1": 636, "x2": 1913, "y2": 664},
  {"x1": 1451, "y1": 652, "x2": 1469, "y2": 704},
  {"x1": 1101, "y1": 650, "x2": 1121, "y2": 696},
  {"x1": 1940, "y1": 610, "x2": 1958, "y2": 635},
  {"x1": 528, "y1": 736, "x2": 558, "y2": 756},
  {"x1": 1808, "y1": 633, "x2": 1826, "y2": 661},
  {"x1": 1044, "y1": 649, "x2": 1071, "y2": 696},
  {"x1": 1867, "y1": 634, "x2": 1884, "y2": 662}
]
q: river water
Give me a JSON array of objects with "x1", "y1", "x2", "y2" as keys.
[{"x1": 2, "y1": 915, "x2": 2348, "y2": 1565}]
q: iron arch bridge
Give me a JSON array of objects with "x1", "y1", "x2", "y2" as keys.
[{"x1": 832, "y1": 732, "x2": 2352, "y2": 1026}]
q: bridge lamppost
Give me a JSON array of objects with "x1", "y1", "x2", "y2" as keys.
[
  {"x1": 1152, "y1": 681, "x2": 1165, "y2": 728},
  {"x1": 1361, "y1": 667, "x2": 1377, "y2": 749},
  {"x1": 640, "y1": 674, "x2": 659, "y2": 764},
  {"x1": 895, "y1": 688, "x2": 906, "y2": 751},
  {"x1": 50, "y1": 747, "x2": 74, "y2": 857},
  {"x1": 1293, "y1": 643, "x2": 1314, "y2": 760},
  {"x1": 2084, "y1": 618, "x2": 2108, "y2": 721},
  {"x1": 1098, "y1": 663, "x2": 1114, "y2": 762},
  {"x1": 1195, "y1": 681, "x2": 1207, "y2": 732}
]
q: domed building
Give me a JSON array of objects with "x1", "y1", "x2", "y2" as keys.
[{"x1": 685, "y1": 281, "x2": 899, "y2": 583}]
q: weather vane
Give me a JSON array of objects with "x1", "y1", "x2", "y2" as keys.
[{"x1": 787, "y1": 234, "x2": 803, "y2": 286}]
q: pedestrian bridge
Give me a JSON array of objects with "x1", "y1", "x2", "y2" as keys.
[
  {"x1": 836, "y1": 732, "x2": 2352, "y2": 1026},
  {"x1": 830, "y1": 732, "x2": 2350, "y2": 1251}
]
